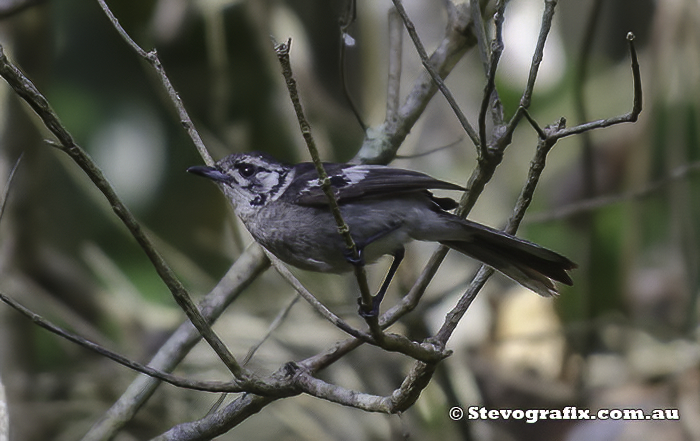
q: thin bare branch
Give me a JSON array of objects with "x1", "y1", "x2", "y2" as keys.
[
  {"x1": 263, "y1": 248, "x2": 373, "y2": 342},
  {"x1": 95, "y1": 0, "x2": 213, "y2": 165},
  {"x1": 437, "y1": 124, "x2": 560, "y2": 343},
  {"x1": 394, "y1": 138, "x2": 463, "y2": 159},
  {"x1": 354, "y1": 2, "x2": 479, "y2": 164},
  {"x1": 436, "y1": 29, "x2": 644, "y2": 345},
  {"x1": 339, "y1": 0, "x2": 366, "y2": 130},
  {"x1": 265, "y1": 244, "x2": 446, "y2": 362},
  {"x1": 391, "y1": 0, "x2": 479, "y2": 147},
  {"x1": 519, "y1": 0, "x2": 558, "y2": 110},
  {"x1": 503, "y1": 0, "x2": 558, "y2": 141},
  {"x1": 0, "y1": 153, "x2": 22, "y2": 225},
  {"x1": 243, "y1": 294, "x2": 300, "y2": 366},
  {"x1": 386, "y1": 7, "x2": 403, "y2": 122},
  {"x1": 0, "y1": 2, "x2": 648, "y2": 438},
  {"x1": 551, "y1": 33, "x2": 642, "y2": 140},
  {"x1": 527, "y1": 161, "x2": 700, "y2": 224},
  {"x1": 477, "y1": 0, "x2": 506, "y2": 158},
  {"x1": 273, "y1": 39, "x2": 383, "y2": 330},
  {"x1": 0, "y1": 290, "x2": 245, "y2": 393},
  {"x1": 469, "y1": 0, "x2": 490, "y2": 75}
]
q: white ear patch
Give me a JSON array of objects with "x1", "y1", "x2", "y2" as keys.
[{"x1": 256, "y1": 171, "x2": 281, "y2": 190}]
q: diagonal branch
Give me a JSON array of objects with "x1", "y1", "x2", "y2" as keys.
[
  {"x1": 0, "y1": 290, "x2": 247, "y2": 393},
  {"x1": 0, "y1": 45, "x2": 246, "y2": 380},
  {"x1": 95, "y1": 0, "x2": 213, "y2": 166},
  {"x1": 263, "y1": 248, "x2": 374, "y2": 342},
  {"x1": 502, "y1": 0, "x2": 559, "y2": 143},
  {"x1": 390, "y1": 0, "x2": 479, "y2": 148},
  {"x1": 354, "y1": 1, "x2": 480, "y2": 164},
  {"x1": 436, "y1": 30, "x2": 643, "y2": 344},
  {"x1": 81, "y1": 244, "x2": 269, "y2": 440}
]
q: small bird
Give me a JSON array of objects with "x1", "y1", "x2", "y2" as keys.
[{"x1": 188, "y1": 152, "x2": 576, "y2": 315}]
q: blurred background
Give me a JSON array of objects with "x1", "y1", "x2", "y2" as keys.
[{"x1": 0, "y1": 0, "x2": 698, "y2": 440}]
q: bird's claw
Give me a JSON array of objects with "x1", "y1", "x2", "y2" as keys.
[{"x1": 343, "y1": 247, "x2": 365, "y2": 267}]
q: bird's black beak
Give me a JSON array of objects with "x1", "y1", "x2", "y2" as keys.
[{"x1": 187, "y1": 165, "x2": 232, "y2": 184}]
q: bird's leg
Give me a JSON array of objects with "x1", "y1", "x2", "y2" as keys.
[
  {"x1": 341, "y1": 222, "x2": 404, "y2": 317},
  {"x1": 368, "y1": 247, "x2": 405, "y2": 316},
  {"x1": 357, "y1": 247, "x2": 405, "y2": 317},
  {"x1": 342, "y1": 221, "x2": 402, "y2": 267}
]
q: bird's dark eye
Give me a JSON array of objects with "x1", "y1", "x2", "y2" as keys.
[{"x1": 237, "y1": 163, "x2": 256, "y2": 178}]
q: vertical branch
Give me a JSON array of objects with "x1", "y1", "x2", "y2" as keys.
[
  {"x1": 469, "y1": 0, "x2": 491, "y2": 75},
  {"x1": 572, "y1": 0, "x2": 604, "y2": 358},
  {"x1": 353, "y1": 3, "x2": 479, "y2": 164},
  {"x1": 477, "y1": 0, "x2": 506, "y2": 159},
  {"x1": 503, "y1": 0, "x2": 558, "y2": 140},
  {"x1": 273, "y1": 40, "x2": 378, "y2": 325},
  {"x1": 519, "y1": 0, "x2": 557, "y2": 110},
  {"x1": 438, "y1": 122, "x2": 558, "y2": 343},
  {"x1": 339, "y1": 0, "x2": 367, "y2": 130},
  {"x1": 0, "y1": 153, "x2": 22, "y2": 224},
  {"x1": 386, "y1": 7, "x2": 403, "y2": 122}
]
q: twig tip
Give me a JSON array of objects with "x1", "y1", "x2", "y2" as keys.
[{"x1": 273, "y1": 37, "x2": 292, "y2": 55}]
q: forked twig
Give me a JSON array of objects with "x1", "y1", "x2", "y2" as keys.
[{"x1": 390, "y1": 0, "x2": 479, "y2": 147}]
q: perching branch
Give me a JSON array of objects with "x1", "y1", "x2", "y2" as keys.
[
  {"x1": 273, "y1": 38, "x2": 450, "y2": 362},
  {"x1": 383, "y1": 5, "x2": 643, "y2": 406},
  {"x1": 271, "y1": 39, "x2": 379, "y2": 327},
  {"x1": 436, "y1": 30, "x2": 642, "y2": 345},
  {"x1": 263, "y1": 248, "x2": 373, "y2": 342}
]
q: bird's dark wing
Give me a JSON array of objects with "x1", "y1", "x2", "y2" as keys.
[{"x1": 289, "y1": 162, "x2": 465, "y2": 206}]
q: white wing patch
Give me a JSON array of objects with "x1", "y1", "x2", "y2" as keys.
[{"x1": 341, "y1": 166, "x2": 370, "y2": 184}]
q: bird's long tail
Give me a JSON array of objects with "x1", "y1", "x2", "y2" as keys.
[{"x1": 439, "y1": 219, "x2": 577, "y2": 297}]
